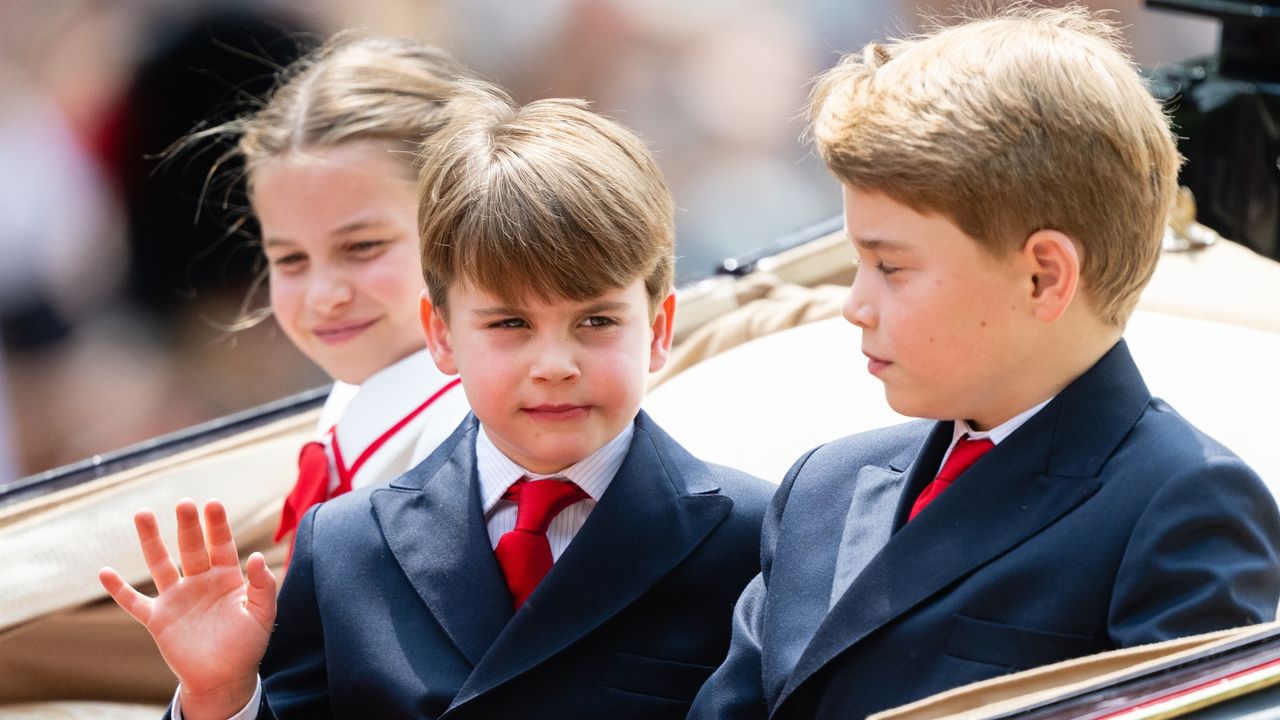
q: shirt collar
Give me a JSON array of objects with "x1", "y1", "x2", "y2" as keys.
[
  {"x1": 326, "y1": 349, "x2": 457, "y2": 453},
  {"x1": 952, "y1": 396, "x2": 1054, "y2": 448},
  {"x1": 475, "y1": 422, "x2": 635, "y2": 513}
]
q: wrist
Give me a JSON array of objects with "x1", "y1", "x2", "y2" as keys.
[{"x1": 178, "y1": 677, "x2": 258, "y2": 720}]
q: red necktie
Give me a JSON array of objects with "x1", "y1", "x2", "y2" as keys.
[
  {"x1": 908, "y1": 435, "x2": 994, "y2": 521},
  {"x1": 494, "y1": 478, "x2": 590, "y2": 610},
  {"x1": 274, "y1": 440, "x2": 335, "y2": 542}
]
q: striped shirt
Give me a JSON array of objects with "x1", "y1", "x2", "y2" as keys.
[{"x1": 475, "y1": 422, "x2": 633, "y2": 560}]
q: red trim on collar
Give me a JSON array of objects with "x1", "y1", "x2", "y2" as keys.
[{"x1": 330, "y1": 377, "x2": 462, "y2": 491}]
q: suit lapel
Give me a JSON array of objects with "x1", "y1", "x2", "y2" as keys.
[
  {"x1": 890, "y1": 423, "x2": 952, "y2": 532},
  {"x1": 762, "y1": 442, "x2": 916, "y2": 698},
  {"x1": 776, "y1": 341, "x2": 1149, "y2": 711},
  {"x1": 450, "y1": 412, "x2": 734, "y2": 707},
  {"x1": 369, "y1": 417, "x2": 512, "y2": 667}
]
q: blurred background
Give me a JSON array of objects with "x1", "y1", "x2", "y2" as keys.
[{"x1": 0, "y1": 0, "x2": 1240, "y2": 479}]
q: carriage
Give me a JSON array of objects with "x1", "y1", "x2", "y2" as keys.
[{"x1": 2, "y1": 194, "x2": 1278, "y2": 718}]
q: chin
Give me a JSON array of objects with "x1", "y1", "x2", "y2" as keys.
[
  {"x1": 883, "y1": 392, "x2": 942, "y2": 422},
  {"x1": 547, "y1": 445, "x2": 594, "y2": 468},
  {"x1": 325, "y1": 362, "x2": 377, "y2": 386}
]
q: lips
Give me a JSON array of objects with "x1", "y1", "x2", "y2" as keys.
[
  {"x1": 523, "y1": 404, "x2": 591, "y2": 421},
  {"x1": 312, "y1": 318, "x2": 379, "y2": 345},
  {"x1": 864, "y1": 351, "x2": 891, "y2": 375}
]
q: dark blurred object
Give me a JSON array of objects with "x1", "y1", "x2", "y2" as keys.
[
  {"x1": 1147, "y1": 0, "x2": 1280, "y2": 260},
  {"x1": 111, "y1": 7, "x2": 317, "y2": 317}
]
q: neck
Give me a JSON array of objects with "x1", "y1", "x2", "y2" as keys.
[{"x1": 973, "y1": 316, "x2": 1121, "y2": 430}]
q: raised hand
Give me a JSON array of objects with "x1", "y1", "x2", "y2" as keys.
[{"x1": 99, "y1": 499, "x2": 276, "y2": 719}]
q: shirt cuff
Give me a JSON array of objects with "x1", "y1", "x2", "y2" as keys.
[{"x1": 171, "y1": 677, "x2": 263, "y2": 720}]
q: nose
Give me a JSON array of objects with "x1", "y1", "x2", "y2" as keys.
[
  {"x1": 529, "y1": 332, "x2": 581, "y2": 384},
  {"x1": 305, "y1": 265, "x2": 354, "y2": 315},
  {"x1": 842, "y1": 268, "x2": 877, "y2": 330}
]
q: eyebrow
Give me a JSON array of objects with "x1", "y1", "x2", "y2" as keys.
[
  {"x1": 261, "y1": 219, "x2": 390, "y2": 248},
  {"x1": 261, "y1": 236, "x2": 294, "y2": 249},
  {"x1": 851, "y1": 236, "x2": 908, "y2": 252},
  {"x1": 331, "y1": 219, "x2": 388, "y2": 236},
  {"x1": 470, "y1": 300, "x2": 631, "y2": 317}
]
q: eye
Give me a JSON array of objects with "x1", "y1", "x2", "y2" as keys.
[
  {"x1": 347, "y1": 240, "x2": 388, "y2": 256},
  {"x1": 876, "y1": 261, "x2": 901, "y2": 276},
  {"x1": 268, "y1": 252, "x2": 307, "y2": 271},
  {"x1": 487, "y1": 317, "x2": 529, "y2": 330},
  {"x1": 581, "y1": 316, "x2": 618, "y2": 328}
]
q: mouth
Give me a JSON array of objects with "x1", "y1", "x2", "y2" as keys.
[
  {"x1": 864, "y1": 351, "x2": 892, "y2": 376},
  {"x1": 312, "y1": 318, "x2": 379, "y2": 345},
  {"x1": 522, "y1": 404, "x2": 591, "y2": 421}
]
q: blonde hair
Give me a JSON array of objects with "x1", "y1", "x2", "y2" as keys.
[
  {"x1": 178, "y1": 32, "x2": 472, "y2": 326},
  {"x1": 417, "y1": 82, "x2": 675, "y2": 315},
  {"x1": 809, "y1": 3, "x2": 1181, "y2": 327},
  {"x1": 217, "y1": 32, "x2": 471, "y2": 185}
]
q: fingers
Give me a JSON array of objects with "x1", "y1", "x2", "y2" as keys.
[
  {"x1": 243, "y1": 553, "x2": 278, "y2": 630},
  {"x1": 174, "y1": 499, "x2": 212, "y2": 577},
  {"x1": 99, "y1": 567, "x2": 153, "y2": 626},
  {"x1": 134, "y1": 508, "x2": 181, "y2": 592},
  {"x1": 203, "y1": 500, "x2": 240, "y2": 568}
]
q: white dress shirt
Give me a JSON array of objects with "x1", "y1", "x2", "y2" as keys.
[
  {"x1": 176, "y1": 419, "x2": 637, "y2": 720},
  {"x1": 475, "y1": 422, "x2": 632, "y2": 558},
  {"x1": 941, "y1": 397, "x2": 1055, "y2": 467},
  {"x1": 315, "y1": 349, "x2": 470, "y2": 492}
]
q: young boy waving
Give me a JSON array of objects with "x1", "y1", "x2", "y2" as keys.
[
  {"x1": 691, "y1": 6, "x2": 1280, "y2": 719},
  {"x1": 100, "y1": 83, "x2": 773, "y2": 720}
]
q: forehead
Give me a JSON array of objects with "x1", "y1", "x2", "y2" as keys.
[{"x1": 252, "y1": 144, "x2": 416, "y2": 229}]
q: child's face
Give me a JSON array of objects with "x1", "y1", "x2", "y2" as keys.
[
  {"x1": 422, "y1": 279, "x2": 675, "y2": 474},
  {"x1": 255, "y1": 141, "x2": 426, "y2": 384},
  {"x1": 841, "y1": 185, "x2": 1037, "y2": 429}
]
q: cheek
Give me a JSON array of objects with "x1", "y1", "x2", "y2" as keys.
[
  {"x1": 366, "y1": 258, "x2": 427, "y2": 310},
  {"x1": 597, "y1": 336, "x2": 652, "y2": 400},
  {"x1": 267, "y1": 275, "x2": 301, "y2": 321},
  {"x1": 454, "y1": 345, "x2": 512, "y2": 390}
]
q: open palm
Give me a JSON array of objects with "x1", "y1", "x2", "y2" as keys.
[{"x1": 100, "y1": 499, "x2": 275, "y2": 717}]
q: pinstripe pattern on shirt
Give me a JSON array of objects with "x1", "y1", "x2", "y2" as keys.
[{"x1": 475, "y1": 423, "x2": 633, "y2": 560}]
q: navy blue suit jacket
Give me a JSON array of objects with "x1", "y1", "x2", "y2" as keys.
[
  {"x1": 690, "y1": 340, "x2": 1280, "y2": 719},
  {"x1": 238, "y1": 411, "x2": 771, "y2": 719}
]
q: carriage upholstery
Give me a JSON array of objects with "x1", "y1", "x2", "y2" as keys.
[{"x1": 0, "y1": 217, "x2": 1277, "y2": 717}]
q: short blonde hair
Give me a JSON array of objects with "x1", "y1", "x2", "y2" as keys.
[
  {"x1": 809, "y1": 3, "x2": 1181, "y2": 327},
  {"x1": 417, "y1": 82, "x2": 675, "y2": 314}
]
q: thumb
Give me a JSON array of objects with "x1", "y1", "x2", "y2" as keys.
[
  {"x1": 99, "y1": 566, "x2": 153, "y2": 626},
  {"x1": 243, "y1": 553, "x2": 277, "y2": 630}
]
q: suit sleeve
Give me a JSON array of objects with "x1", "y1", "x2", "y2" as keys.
[
  {"x1": 1109, "y1": 457, "x2": 1280, "y2": 646},
  {"x1": 256, "y1": 508, "x2": 333, "y2": 719},
  {"x1": 688, "y1": 448, "x2": 817, "y2": 720}
]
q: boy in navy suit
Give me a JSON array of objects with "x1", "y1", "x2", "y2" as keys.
[
  {"x1": 690, "y1": 6, "x2": 1280, "y2": 719},
  {"x1": 99, "y1": 83, "x2": 773, "y2": 719}
]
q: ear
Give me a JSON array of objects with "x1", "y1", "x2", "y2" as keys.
[
  {"x1": 420, "y1": 290, "x2": 458, "y2": 375},
  {"x1": 1021, "y1": 229, "x2": 1080, "y2": 323},
  {"x1": 648, "y1": 292, "x2": 677, "y2": 373}
]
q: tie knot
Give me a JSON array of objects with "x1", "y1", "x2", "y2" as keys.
[
  {"x1": 505, "y1": 478, "x2": 590, "y2": 534},
  {"x1": 298, "y1": 440, "x2": 328, "y2": 467},
  {"x1": 937, "y1": 435, "x2": 995, "y2": 483}
]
